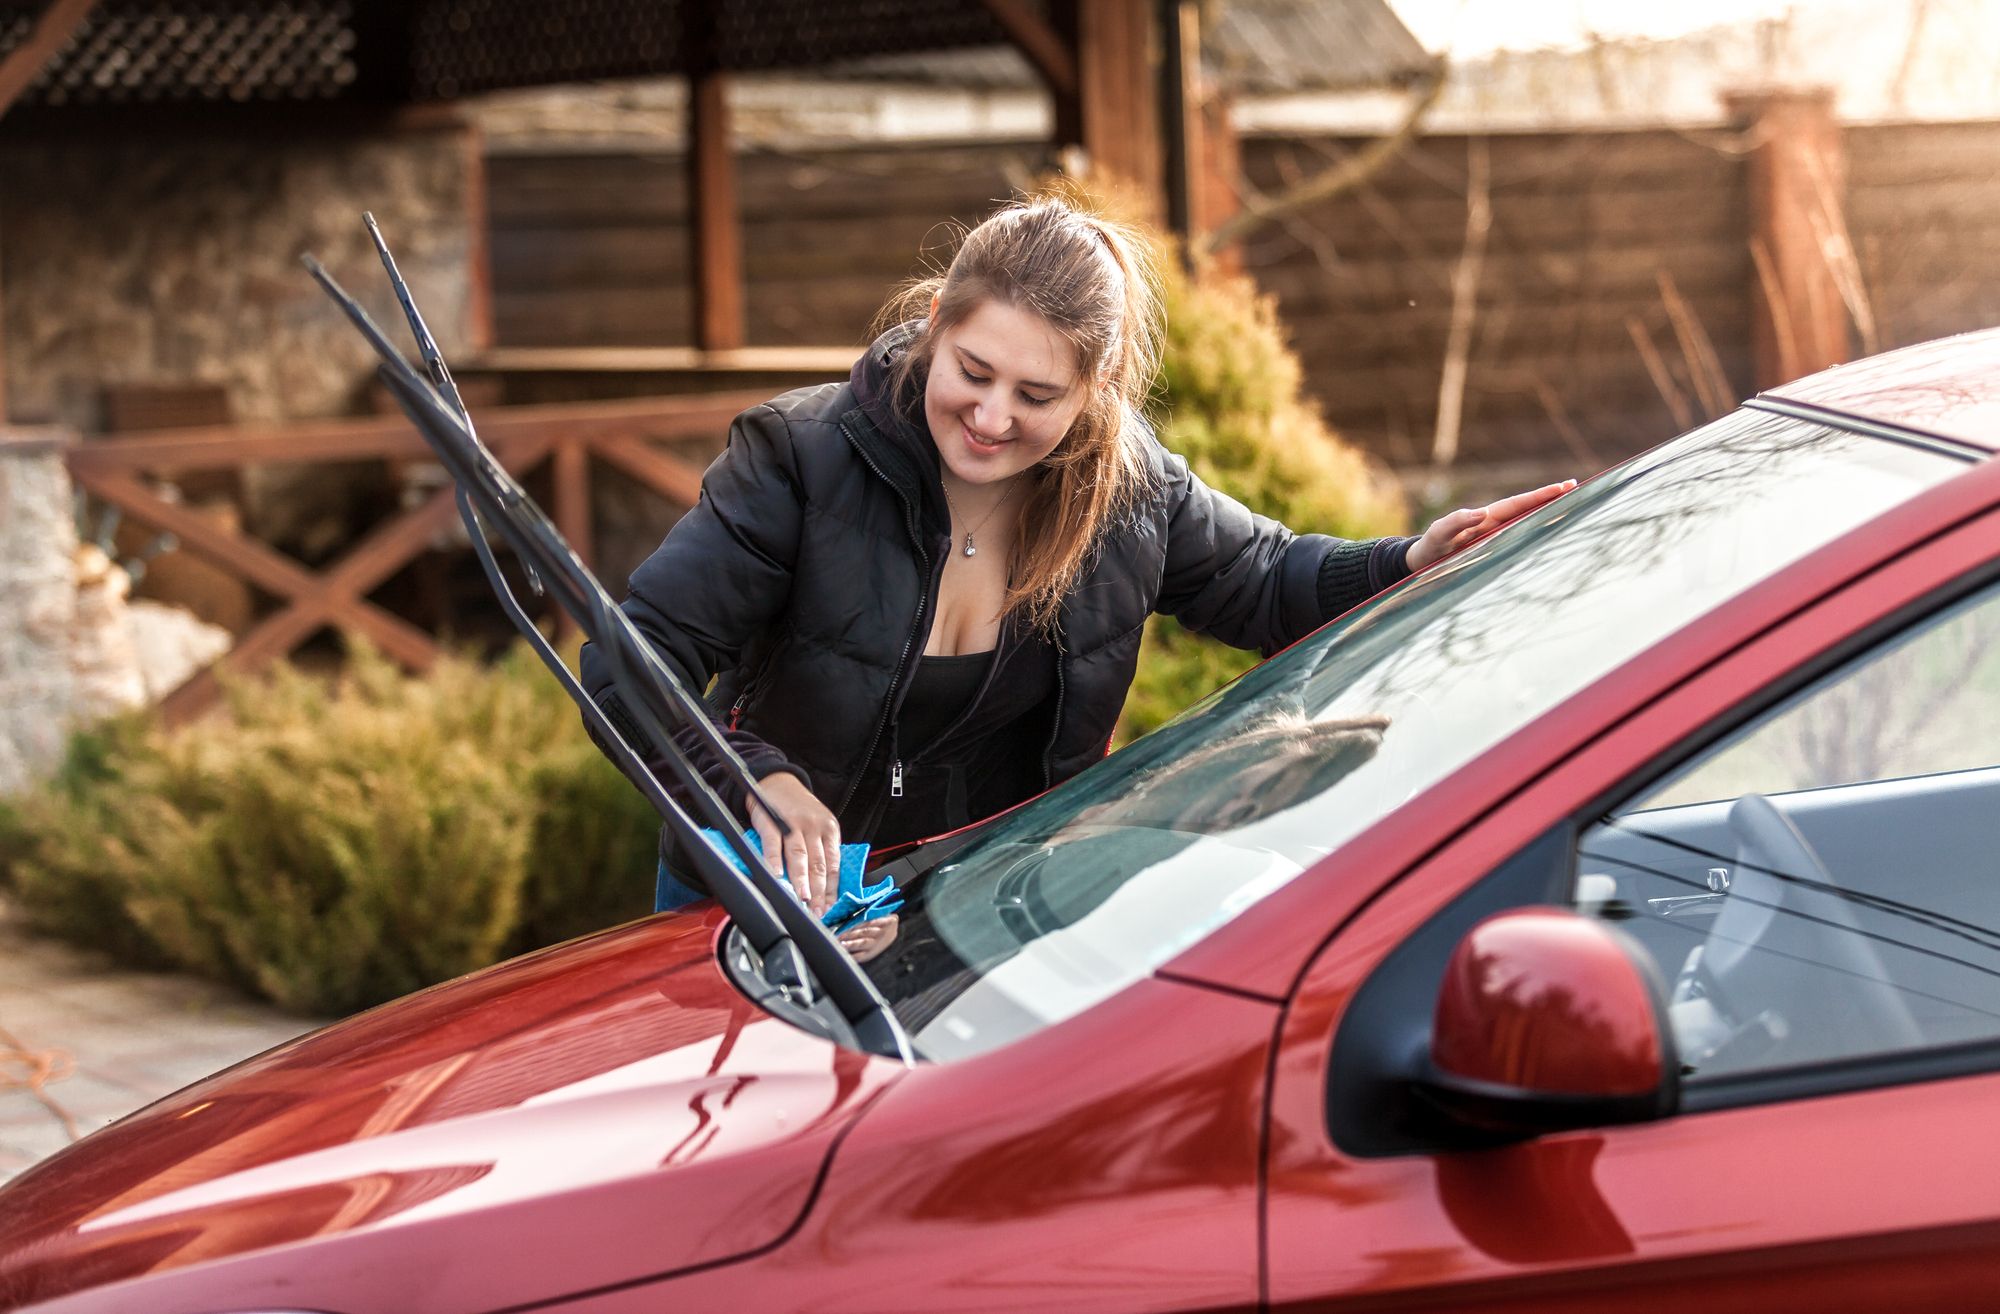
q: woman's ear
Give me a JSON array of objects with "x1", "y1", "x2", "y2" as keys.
[{"x1": 929, "y1": 292, "x2": 940, "y2": 319}]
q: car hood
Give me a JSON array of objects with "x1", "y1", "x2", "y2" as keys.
[{"x1": 0, "y1": 908, "x2": 903, "y2": 1314}]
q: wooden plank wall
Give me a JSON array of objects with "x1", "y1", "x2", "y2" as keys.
[
  {"x1": 1848, "y1": 121, "x2": 2000, "y2": 355},
  {"x1": 488, "y1": 142, "x2": 1054, "y2": 349},
  {"x1": 1239, "y1": 129, "x2": 1753, "y2": 469},
  {"x1": 488, "y1": 122, "x2": 2000, "y2": 472}
]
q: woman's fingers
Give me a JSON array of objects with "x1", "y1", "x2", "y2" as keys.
[
  {"x1": 1413, "y1": 479, "x2": 1580, "y2": 571},
  {"x1": 746, "y1": 802, "x2": 800, "y2": 899},
  {"x1": 748, "y1": 771, "x2": 847, "y2": 912},
  {"x1": 784, "y1": 828, "x2": 815, "y2": 905},
  {"x1": 1486, "y1": 478, "x2": 1577, "y2": 523},
  {"x1": 816, "y1": 823, "x2": 842, "y2": 913}
]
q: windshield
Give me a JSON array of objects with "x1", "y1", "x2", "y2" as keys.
[{"x1": 852, "y1": 408, "x2": 1966, "y2": 1059}]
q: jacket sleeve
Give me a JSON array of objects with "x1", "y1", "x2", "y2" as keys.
[
  {"x1": 578, "y1": 403, "x2": 809, "y2": 819},
  {"x1": 1154, "y1": 448, "x2": 1414, "y2": 656}
]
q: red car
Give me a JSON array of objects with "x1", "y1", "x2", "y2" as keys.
[{"x1": 6, "y1": 328, "x2": 2000, "y2": 1312}]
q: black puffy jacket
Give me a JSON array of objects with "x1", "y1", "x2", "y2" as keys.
[{"x1": 580, "y1": 324, "x2": 1412, "y2": 839}]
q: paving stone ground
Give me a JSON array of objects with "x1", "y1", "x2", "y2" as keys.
[{"x1": 0, "y1": 895, "x2": 322, "y2": 1185}]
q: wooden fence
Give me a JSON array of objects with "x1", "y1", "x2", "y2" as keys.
[
  {"x1": 64, "y1": 391, "x2": 764, "y2": 724},
  {"x1": 486, "y1": 120, "x2": 2000, "y2": 474}
]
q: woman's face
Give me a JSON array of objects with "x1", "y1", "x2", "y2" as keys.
[{"x1": 923, "y1": 297, "x2": 1094, "y2": 489}]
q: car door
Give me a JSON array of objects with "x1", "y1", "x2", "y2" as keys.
[{"x1": 1264, "y1": 504, "x2": 2000, "y2": 1311}]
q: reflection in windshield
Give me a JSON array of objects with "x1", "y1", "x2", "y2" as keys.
[{"x1": 859, "y1": 410, "x2": 1964, "y2": 1061}]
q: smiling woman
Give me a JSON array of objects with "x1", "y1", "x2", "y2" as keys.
[{"x1": 577, "y1": 191, "x2": 1570, "y2": 957}]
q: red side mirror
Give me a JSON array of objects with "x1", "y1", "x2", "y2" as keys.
[{"x1": 1422, "y1": 907, "x2": 1678, "y2": 1137}]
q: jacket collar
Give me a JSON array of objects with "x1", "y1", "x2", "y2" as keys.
[{"x1": 843, "y1": 321, "x2": 951, "y2": 537}]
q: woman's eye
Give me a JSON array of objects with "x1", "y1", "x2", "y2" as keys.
[
  {"x1": 1020, "y1": 393, "x2": 1055, "y2": 408},
  {"x1": 958, "y1": 367, "x2": 989, "y2": 386}
]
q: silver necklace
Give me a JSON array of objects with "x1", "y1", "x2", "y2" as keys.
[{"x1": 939, "y1": 475, "x2": 1021, "y2": 558}]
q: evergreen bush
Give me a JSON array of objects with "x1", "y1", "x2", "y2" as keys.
[
  {"x1": 1, "y1": 643, "x2": 656, "y2": 1016},
  {"x1": 1122, "y1": 254, "x2": 1410, "y2": 742}
]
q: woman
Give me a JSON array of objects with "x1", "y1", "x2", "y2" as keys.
[{"x1": 581, "y1": 193, "x2": 1570, "y2": 954}]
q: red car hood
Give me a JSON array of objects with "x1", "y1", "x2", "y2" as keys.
[{"x1": 0, "y1": 908, "x2": 903, "y2": 1314}]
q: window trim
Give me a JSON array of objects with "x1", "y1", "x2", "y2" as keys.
[{"x1": 1746, "y1": 396, "x2": 1990, "y2": 463}]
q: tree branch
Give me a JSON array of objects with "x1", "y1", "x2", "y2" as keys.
[{"x1": 1200, "y1": 61, "x2": 1448, "y2": 256}]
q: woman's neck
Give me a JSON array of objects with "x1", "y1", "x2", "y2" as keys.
[{"x1": 938, "y1": 468, "x2": 1021, "y2": 524}]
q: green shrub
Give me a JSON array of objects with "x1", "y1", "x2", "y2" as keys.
[
  {"x1": 3, "y1": 643, "x2": 656, "y2": 1016},
  {"x1": 1122, "y1": 255, "x2": 1410, "y2": 742}
]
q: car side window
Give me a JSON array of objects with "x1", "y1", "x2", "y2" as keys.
[{"x1": 1574, "y1": 581, "x2": 2000, "y2": 1086}]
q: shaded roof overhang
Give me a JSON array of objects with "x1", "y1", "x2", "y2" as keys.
[{"x1": 0, "y1": 0, "x2": 1025, "y2": 109}]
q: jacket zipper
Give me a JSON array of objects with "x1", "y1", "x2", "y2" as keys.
[
  {"x1": 894, "y1": 615, "x2": 1015, "y2": 802},
  {"x1": 837, "y1": 419, "x2": 937, "y2": 816}
]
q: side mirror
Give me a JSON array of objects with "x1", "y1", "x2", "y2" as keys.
[{"x1": 1419, "y1": 907, "x2": 1678, "y2": 1138}]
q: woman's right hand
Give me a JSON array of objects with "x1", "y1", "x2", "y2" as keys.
[{"x1": 747, "y1": 772, "x2": 841, "y2": 915}]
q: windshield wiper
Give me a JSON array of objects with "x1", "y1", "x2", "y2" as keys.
[{"x1": 305, "y1": 229, "x2": 915, "y2": 1064}]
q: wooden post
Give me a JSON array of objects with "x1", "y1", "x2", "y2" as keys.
[
  {"x1": 1725, "y1": 88, "x2": 1850, "y2": 388},
  {"x1": 0, "y1": 235, "x2": 8, "y2": 420},
  {"x1": 1159, "y1": 0, "x2": 1201, "y2": 263},
  {"x1": 1046, "y1": 0, "x2": 1083, "y2": 150},
  {"x1": 685, "y1": 3, "x2": 745, "y2": 352},
  {"x1": 1078, "y1": 0, "x2": 1164, "y2": 220},
  {"x1": 463, "y1": 120, "x2": 495, "y2": 353},
  {"x1": 1196, "y1": 93, "x2": 1243, "y2": 274}
]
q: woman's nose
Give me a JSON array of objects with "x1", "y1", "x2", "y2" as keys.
[{"x1": 971, "y1": 397, "x2": 1008, "y2": 435}]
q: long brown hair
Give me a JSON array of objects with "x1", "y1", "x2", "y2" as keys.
[{"x1": 875, "y1": 189, "x2": 1163, "y2": 632}]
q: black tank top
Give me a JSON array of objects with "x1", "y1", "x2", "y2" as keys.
[{"x1": 860, "y1": 624, "x2": 1057, "y2": 849}]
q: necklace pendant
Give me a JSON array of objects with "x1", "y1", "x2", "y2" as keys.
[{"x1": 962, "y1": 534, "x2": 978, "y2": 558}]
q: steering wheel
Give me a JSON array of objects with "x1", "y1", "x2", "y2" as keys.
[{"x1": 1701, "y1": 794, "x2": 1922, "y2": 1063}]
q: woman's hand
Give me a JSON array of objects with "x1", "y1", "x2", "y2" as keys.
[
  {"x1": 838, "y1": 914, "x2": 900, "y2": 964},
  {"x1": 1406, "y1": 479, "x2": 1578, "y2": 573},
  {"x1": 747, "y1": 772, "x2": 841, "y2": 915}
]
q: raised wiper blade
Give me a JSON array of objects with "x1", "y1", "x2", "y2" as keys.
[
  {"x1": 306, "y1": 245, "x2": 914, "y2": 1063},
  {"x1": 308, "y1": 250, "x2": 802, "y2": 997}
]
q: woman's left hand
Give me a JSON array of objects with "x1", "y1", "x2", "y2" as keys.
[{"x1": 1406, "y1": 479, "x2": 1578, "y2": 573}]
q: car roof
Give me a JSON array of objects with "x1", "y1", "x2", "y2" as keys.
[{"x1": 1765, "y1": 326, "x2": 2000, "y2": 452}]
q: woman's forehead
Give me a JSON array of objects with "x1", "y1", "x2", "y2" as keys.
[{"x1": 945, "y1": 299, "x2": 1081, "y2": 387}]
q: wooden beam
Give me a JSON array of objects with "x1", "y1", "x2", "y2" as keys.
[
  {"x1": 110, "y1": 434, "x2": 553, "y2": 724},
  {"x1": 0, "y1": 0, "x2": 98, "y2": 120},
  {"x1": 685, "y1": 2, "x2": 745, "y2": 351},
  {"x1": 1078, "y1": 0, "x2": 1164, "y2": 219},
  {"x1": 468, "y1": 346, "x2": 856, "y2": 374},
  {"x1": 63, "y1": 393, "x2": 767, "y2": 473},
  {"x1": 978, "y1": 0, "x2": 1077, "y2": 97},
  {"x1": 67, "y1": 466, "x2": 323, "y2": 601},
  {"x1": 1726, "y1": 88, "x2": 1850, "y2": 388},
  {"x1": 596, "y1": 435, "x2": 706, "y2": 507}
]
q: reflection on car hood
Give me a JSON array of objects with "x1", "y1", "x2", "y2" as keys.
[{"x1": 0, "y1": 909, "x2": 903, "y2": 1313}]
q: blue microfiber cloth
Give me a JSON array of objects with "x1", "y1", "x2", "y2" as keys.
[{"x1": 698, "y1": 828, "x2": 902, "y2": 930}]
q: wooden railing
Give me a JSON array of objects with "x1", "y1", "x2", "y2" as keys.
[{"x1": 64, "y1": 391, "x2": 769, "y2": 724}]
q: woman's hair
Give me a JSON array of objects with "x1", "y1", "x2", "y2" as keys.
[{"x1": 875, "y1": 188, "x2": 1164, "y2": 631}]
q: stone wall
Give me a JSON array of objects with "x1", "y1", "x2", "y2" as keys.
[
  {"x1": 0, "y1": 434, "x2": 230, "y2": 796},
  {"x1": 0, "y1": 118, "x2": 480, "y2": 431}
]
